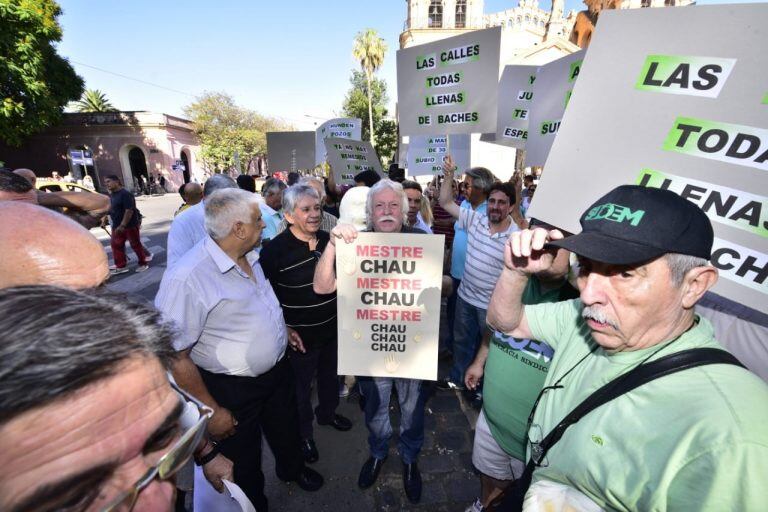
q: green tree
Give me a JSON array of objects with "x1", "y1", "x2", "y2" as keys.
[
  {"x1": 74, "y1": 88, "x2": 117, "y2": 112},
  {"x1": 341, "y1": 70, "x2": 398, "y2": 165},
  {"x1": 352, "y1": 28, "x2": 387, "y2": 148},
  {"x1": 0, "y1": 0, "x2": 84, "y2": 146},
  {"x1": 184, "y1": 91, "x2": 292, "y2": 173}
]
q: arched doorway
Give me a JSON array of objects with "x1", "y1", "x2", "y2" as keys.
[
  {"x1": 180, "y1": 151, "x2": 191, "y2": 183},
  {"x1": 128, "y1": 147, "x2": 149, "y2": 194}
]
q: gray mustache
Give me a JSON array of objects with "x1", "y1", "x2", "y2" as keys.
[{"x1": 582, "y1": 305, "x2": 619, "y2": 330}]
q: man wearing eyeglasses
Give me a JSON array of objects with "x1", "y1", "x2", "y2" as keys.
[
  {"x1": 155, "y1": 188, "x2": 324, "y2": 511},
  {"x1": 487, "y1": 185, "x2": 768, "y2": 511},
  {"x1": 0, "y1": 286, "x2": 197, "y2": 512},
  {"x1": 261, "y1": 184, "x2": 352, "y2": 466},
  {"x1": 0, "y1": 202, "x2": 234, "y2": 510}
]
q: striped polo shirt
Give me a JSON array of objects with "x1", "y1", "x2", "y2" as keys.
[{"x1": 457, "y1": 207, "x2": 519, "y2": 309}]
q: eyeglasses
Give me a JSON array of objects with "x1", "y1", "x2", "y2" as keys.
[
  {"x1": 525, "y1": 384, "x2": 563, "y2": 468},
  {"x1": 102, "y1": 382, "x2": 213, "y2": 512}
]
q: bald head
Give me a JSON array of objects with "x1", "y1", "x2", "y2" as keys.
[
  {"x1": 0, "y1": 203, "x2": 109, "y2": 290},
  {"x1": 13, "y1": 168, "x2": 36, "y2": 187},
  {"x1": 184, "y1": 183, "x2": 203, "y2": 206}
]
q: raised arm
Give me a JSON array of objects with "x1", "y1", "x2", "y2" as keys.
[
  {"x1": 486, "y1": 227, "x2": 565, "y2": 338},
  {"x1": 438, "y1": 155, "x2": 461, "y2": 219}
]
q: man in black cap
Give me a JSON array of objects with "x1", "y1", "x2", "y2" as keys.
[{"x1": 487, "y1": 185, "x2": 768, "y2": 511}]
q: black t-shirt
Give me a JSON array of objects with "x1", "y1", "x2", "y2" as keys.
[
  {"x1": 260, "y1": 228, "x2": 337, "y2": 346},
  {"x1": 109, "y1": 188, "x2": 139, "y2": 228}
]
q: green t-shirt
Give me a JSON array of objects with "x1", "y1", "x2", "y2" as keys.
[
  {"x1": 483, "y1": 277, "x2": 577, "y2": 461},
  {"x1": 524, "y1": 299, "x2": 768, "y2": 511}
]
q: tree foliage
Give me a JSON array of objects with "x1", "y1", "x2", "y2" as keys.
[
  {"x1": 352, "y1": 28, "x2": 387, "y2": 147},
  {"x1": 342, "y1": 70, "x2": 398, "y2": 165},
  {"x1": 74, "y1": 88, "x2": 116, "y2": 112},
  {"x1": 183, "y1": 91, "x2": 292, "y2": 173},
  {"x1": 0, "y1": 0, "x2": 84, "y2": 146}
]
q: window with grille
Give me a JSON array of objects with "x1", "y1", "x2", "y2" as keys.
[
  {"x1": 455, "y1": 0, "x2": 466, "y2": 28},
  {"x1": 429, "y1": 0, "x2": 443, "y2": 28}
]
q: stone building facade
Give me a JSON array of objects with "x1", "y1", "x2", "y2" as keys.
[{"x1": 0, "y1": 111, "x2": 202, "y2": 193}]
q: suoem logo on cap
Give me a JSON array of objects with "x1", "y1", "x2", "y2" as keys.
[{"x1": 585, "y1": 203, "x2": 645, "y2": 226}]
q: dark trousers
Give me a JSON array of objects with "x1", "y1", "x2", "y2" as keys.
[
  {"x1": 199, "y1": 358, "x2": 304, "y2": 512},
  {"x1": 288, "y1": 339, "x2": 339, "y2": 439},
  {"x1": 110, "y1": 226, "x2": 148, "y2": 267},
  {"x1": 443, "y1": 277, "x2": 461, "y2": 353}
]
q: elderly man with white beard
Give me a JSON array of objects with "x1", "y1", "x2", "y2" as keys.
[
  {"x1": 488, "y1": 185, "x2": 768, "y2": 511},
  {"x1": 313, "y1": 179, "x2": 429, "y2": 504}
]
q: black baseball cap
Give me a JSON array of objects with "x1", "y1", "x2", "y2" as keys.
[{"x1": 547, "y1": 185, "x2": 714, "y2": 265}]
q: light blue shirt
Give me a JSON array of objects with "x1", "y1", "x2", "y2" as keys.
[
  {"x1": 155, "y1": 236, "x2": 287, "y2": 377},
  {"x1": 166, "y1": 201, "x2": 207, "y2": 268},
  {"x1": 450, "y1": 199, "x2": 487, "y2": 279},
  {"x1": 260, "y1": 203, "x2": 283, "y2": 242}
]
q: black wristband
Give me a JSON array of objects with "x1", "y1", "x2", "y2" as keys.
[{"x1": 194, "y1": 441, "x2": 220, "y2": 466}]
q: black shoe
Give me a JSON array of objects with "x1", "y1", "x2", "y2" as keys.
[
  {"x1": 403, "y1": 462, "x2": 422, "y2": 503},
  {"x1": 301, "y1": 438, "x2": 319, "y2": 463},
  {"x1": 357, "y1": 456, "x2": 386, "y2": 489},
  {"x1": 317, "y1": 413, "x2": 352, "y2": 432},
  {"x1": 290, "y1": 466, "x2": 324, "y2": 492}
]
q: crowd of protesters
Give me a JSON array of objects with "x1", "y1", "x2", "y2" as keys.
[{"x1": 0, "y1": 158, "x2": 767, "y2": 512}]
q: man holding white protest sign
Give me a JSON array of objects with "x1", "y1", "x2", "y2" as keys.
[{"x1": 313, "y1": 180, "x2": 435, "y2": 504}]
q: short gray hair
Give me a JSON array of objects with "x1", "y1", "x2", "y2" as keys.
[
  {"x1": 262, "y1": 177, "x2": 287, "y2": 198},
  {"x1": 203, "y1": 173, "x2": 238, "y2": 196},
  {"x1": 0, "y1": 286, "x2": 176, "y2": 424},
  {"x1": 204, "y1": 188, "x2": 261, "y2": 240},
  {"x1": 298, "y1": 176, "x2": 325, "y2": 199},
  {"x1": 366, "y1": 179, "x2": 409, "y2": 230},
  {"x1": 283, "y1": 184, "x2": 320, "y2": 214},
  {"x1": 464, "y1": 167, "x2": 495, "y2": 195},
  {"x1": 665, "y1": 253, "x2": 709, "y2": 287}
]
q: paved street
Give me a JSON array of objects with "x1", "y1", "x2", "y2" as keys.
[{"x1": 97, "y1": 193, "x2": 482, "y2": 510}]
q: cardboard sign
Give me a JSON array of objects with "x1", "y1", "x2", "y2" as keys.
[
  {"x1": 266, "y1": 131, "x2": 315, "y2": 172},
  {"x1": 397, "y1": 27, "x2": 502, "y2": 136},
  {"x1": 525, "y1": 50, "x2": 585, "y2": 166},
  {"x1": 495, "y1": 65, "x2": 539, "y2": 149},
  {"x1": 323, "y1": 137, "x2": 385, "y2": 185},
  {"x1": 336, "y1": 232, "x2": 445, "y2": 380},
  {"x1": 407, "y1": 134, "x2": 470, "y2": 176},
  {"x1": 315, "y1": 118, "x2": 362, "y2": 165},
  {"x1": 528, "y1": 5, "x2": 768, "y2": 314}
]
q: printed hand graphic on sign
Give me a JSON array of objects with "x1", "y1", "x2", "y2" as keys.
[
  {"x1": 353, "y1": 330, "x2": 362, "y2": 340},
  {"x1": 385, "y1": 353, "x2": 400, "y2": 373},
  {"x1": 413, "y1": 332, "x2": 422, "y2": 343},
  {"x1": 339, "y1": 254, "x2": 357, "y2": 276}
]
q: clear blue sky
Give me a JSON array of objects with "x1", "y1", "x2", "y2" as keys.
[{"x1": 56, "y1": 0, "x2": 745, "y2": 130}]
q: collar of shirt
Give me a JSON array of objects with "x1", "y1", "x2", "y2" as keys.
[
  {"x1": 260, "y1": 202, "x2": 282, "y2": 219},
  {"x1": 204, "y1": 236, "x2": 260, "y2": 275}
]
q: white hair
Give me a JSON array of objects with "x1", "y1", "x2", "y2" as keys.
[
  {"x1": 665, "y1": 253, "x2": 709, "y2": 287},
  {"x1": 204, "y1": 188, "x2": 261, "y2": 240},
  {"x1": 282, "y1": 184, "x2": 320, "y2": 214},
  {"x1": 298, "y1": 176, "x2": 325, "y2": 199},
  {"x1": 365, "y1": 179, "x2": 409, "y2": 230}
]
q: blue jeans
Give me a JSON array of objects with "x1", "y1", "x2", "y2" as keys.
[
  {"x1": 449, "y1": 295, "x2": 488, "y2": 385},
  {"x1": 358, "y1": 377, "x2": 429, "y2": 464}
]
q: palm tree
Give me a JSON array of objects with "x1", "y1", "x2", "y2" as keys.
[
  {"x1": 352, "y1": 29, "x2": 387, "y2": 148},
  {"x1": 75, "y1": 89, "x2": 117, "y2": 112}
]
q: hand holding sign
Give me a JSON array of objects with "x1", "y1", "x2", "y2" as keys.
[
  {"x1": 330, "y1": 223, "x2": 359, "y2": 246},
  {"x1": 442, "y1": 154, "x2": 457, "y2": 178}
]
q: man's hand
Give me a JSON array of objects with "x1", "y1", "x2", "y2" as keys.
[
  {"x1": 202, "y1": 453, "x2": 234, "y2": 493},
  {"x1": 208, "y1": 407, "x2": 237, "y2": 441},
  {"x1": 465, "y1": 361, "x2": 484, "y2": 391},
  {"x1": 287, "y1": 327, "x2": 306, "y2": 353},
  {"x1": 443, "y1": 154, "x2": 457, "y2": 178},
  {"x1": 505, "y1": 228, "x2": 564, "y2": 276},
  {"x1": 329, "y1": 223, "x2": 359, "y2": 246},
  {"x1": 115, "y1": 225, "x2": 126, "y2": 235}
]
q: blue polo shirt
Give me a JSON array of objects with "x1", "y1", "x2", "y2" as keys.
[{"x1": 450, "y1": 199, "x2": 487, "y2": 279}]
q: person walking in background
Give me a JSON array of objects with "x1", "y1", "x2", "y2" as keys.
[{"x1": 103, "y1": 174, "x2": 151, "y2": 274}]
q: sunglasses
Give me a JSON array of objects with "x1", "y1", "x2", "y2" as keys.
[{"x1": 102, "y1": 381, "x2": 213, "y2": 511}]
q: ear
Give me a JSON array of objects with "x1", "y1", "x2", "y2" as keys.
[
  {"x1": 232, "y1": 221, "x2": 246, "y2": 240},
  {"x1": 680, "y1": 266, "x2": 718, "y2": 309},
  {"x1": 283, "y1": 210, "x2": 295, "y2": 225}
]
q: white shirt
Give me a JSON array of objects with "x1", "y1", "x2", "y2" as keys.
[
  {"x1": 155, "y1": 236, "x2": 287, "y2": 377},
  {"x1": 412, "y1": 212, "x2": 433, "y2": 234},
  {"x1": 166, "y1": 202, "x2": 207, "y2": 268}
]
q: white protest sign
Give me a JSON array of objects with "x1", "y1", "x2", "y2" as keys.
[
  {"x1": 528, "y1": 5, "x2": 768, "y2": 314},
  {"x1": 323, "y1": 137, "x2": 385, "y2": 186},
  {"x1": 336, "y1": 232, "x2": 445, "y2": 380},
  {"x1": 525, "y1": 50, "x2": 585, "y2": 166},
  {"x1": 315, "y1": 118, "x2": 362, "y2": 165},
  {"x1": 495, "y1": 65, "x2": 539, "y2": 149},
  {"x1": 407, "y1": 134, "x2": 470, "y2": 176},
  {"x1": 397, "y1": 27, "x2": 502, "y2": 136}
]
